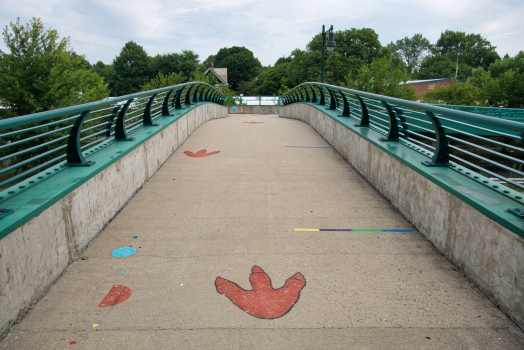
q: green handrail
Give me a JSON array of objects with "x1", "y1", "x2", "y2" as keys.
[
  {"x1": 0, "y1": 82, "x2": 225, "y2": 190},
  {"x1": 281, "y1": 82, "x2": 524, "y2": 204}
]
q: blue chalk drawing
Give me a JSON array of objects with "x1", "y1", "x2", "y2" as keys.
[{"x1": 112, "y1": 247, "x2": 137, "y2": 258}]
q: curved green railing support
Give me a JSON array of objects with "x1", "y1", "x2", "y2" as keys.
[
  {"x1": 281, "y1": 82, "x2": 524, "y2": 205},
  {"x1": 0, "y1": 81, "x2": 225, "y2": 191}
]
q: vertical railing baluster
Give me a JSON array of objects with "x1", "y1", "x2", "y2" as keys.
[
  {"x1": 310, "y1": 85, "x2": 317, "y2": 103},
  {"x1": 380, "y1": 101, "x2": 399, "y2": 141},
  {"x1": 143, "y1": 93, "x2": 159, "y2": 126},
  {"x1": 65, "y1": 110, "x2": 95, "y2": 166},
  {"x1": 162, "y1": 90, "x2": 174, "y2": 116},
  {"x1": 327, "y1": 88, "x2": 337, "y2": 110},
  {"x1": 106, "y1": 106, "x2": 121, "y2": 137},
  {"x1": 185, "y1": 86, "x2": 193, "y2": 105},
  {"x1": 115, "y1": 99, "x2": 135, "y2": 141},
  {"x1": 339, "y1": 90, "x2": 350, "y2": 117},
  {"x1": 423, "y1": 111, "x2": 450, "y2": 167},
  {"x1": 317, "y1": 85, "x2": 326, "y2": 105},
  {"x1": 354, "y1": 95, "x2": 369, "y2": 127}
]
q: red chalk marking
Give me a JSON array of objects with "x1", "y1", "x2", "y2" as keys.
[
  {"x1": 184, "y1": 149, "x2": 220, "y2": 157},
  {"x1": 215, "y1": 266, "x2": 305, "y2": 319},
  {"x1": 242, "y1": 122, "x2": 263, "y2": 124},
  {"x1": 98, "y1": 285, "x2": 132, "y2": 307},
  {"x1": 70, "y1": 341, "x2": 77, "y2": 345}
]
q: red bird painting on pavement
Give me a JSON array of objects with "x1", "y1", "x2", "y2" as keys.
[
  {"x1": 184, "y1": 149, "x2": 220, "y2": 157},
  {"x1": 215, "y1": 266, "x2": 306, "y2": 319}
]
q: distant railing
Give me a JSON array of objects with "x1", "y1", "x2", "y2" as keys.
[
  {"x1": 223, "y1": 96, "x2": 280, "y2": 106},
  {"x1": 0, "y1": 82, "x2": 225, "y2": 194},
  {"x1": 434, "y1": 105, "x2": 524, "y2": 120},
  {"x1": 281, "y1": 83, "x2": 524, "y2": 211}
]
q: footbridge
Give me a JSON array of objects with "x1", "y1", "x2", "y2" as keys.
[{"x1": 1, "y1": 82, "x2": 524, "y2": 348}]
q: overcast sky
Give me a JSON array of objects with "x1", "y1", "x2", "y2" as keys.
[{"x1": 1, "y1": 0, "x2": 523, "y2": 66}]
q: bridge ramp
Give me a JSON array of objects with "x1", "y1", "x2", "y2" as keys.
[{"x1": 2, "y1": 115, "x2": 524, "y2": 349}]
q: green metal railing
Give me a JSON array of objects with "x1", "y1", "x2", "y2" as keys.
[
  {"x1": 281, "y1": 83, "x2": 524, "y2": 206},
  {"x1": 0, "y1": 82, "x2": 225, "y2": 193},
  {"x1": 223, "y1": 96, "x2": 280, "y2": 106},
  {"x1": 434, "y1": 105, "x2": 524, "y2": 121}
]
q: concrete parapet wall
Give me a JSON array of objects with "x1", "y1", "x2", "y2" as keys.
[
  {"x1": 280, "y1": 103, "x2": 524, "y2": 330},
  {"x1": 228, "y1": 106, "x2": 279, "y2": 114},
  {"x1": 0, "y1": 103, "x2": 228, "y2": 335}
]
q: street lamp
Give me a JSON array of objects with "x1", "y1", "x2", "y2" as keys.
[{"x1": 321, "y1": 25, "x2": 336, "y2": 83}]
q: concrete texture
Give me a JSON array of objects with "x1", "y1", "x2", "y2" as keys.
[
  {"x1": 1, "y1": 114, "x2": 523, "y2": 349},
  {"x1": 0, "y1": 103, "x2": 228, "y2": 336},
  {"x1": 228, "y1": 105, "x2": 279, "y2": 114},
  {"x1": 280, "y1": 104, "x2": 524, "y2": 331}
]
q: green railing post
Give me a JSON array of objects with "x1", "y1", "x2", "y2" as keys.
[
  {"x1": 339, "y1": 91, "x2": 350, "y2": 117},
  {"x1": 380, "y1": 101, "x2": 400, "y2": 141},
  {"x1": 193, "y1": 85, "x2": 200, "y2": 103},
  {"x1": 185, "y1": 86, "x2": 193, "y2": 105},
  {"x1": 423, "y1": 111, "x2": 450, "y2": 167},
  {"x1": 310, "y1": 85, "x2": 317, "y2": 103},
  {"x1": 143, "y1": 93, "x2": 159, "y2": 126},
  {"x1": 175, "y1": 89, "x2": 184, "y2": 109},
  {"x1": 65, "y1": 110, "x2": 95, "y2": 167},
  {"x1": 162, "y1": 90, "x2": 174, "y2": 116},
  {"x1": 105, "y1": 106, "x2": 121, "y2": 137},
  {"x1": 304, "y1": 87, "x2": 310, "y2": 102},
  {"x1": 327, "y1": 88, "x2": 337, "y2": 110},
  {"x1": 354, "y1": 95, "x2": 369, "y2": 127},
  {"x1": 115, "y1": 99, "x2": 135, "y2": 141},
  {"x1": 199, "y1": 87, "x2": 205, "y2": 102},
  {"x1": 317, "y1": 85, "x2": 326, "y2": 105},
  {"x1": 394, "y1": 107, "x2": 409, "y2": 140}
]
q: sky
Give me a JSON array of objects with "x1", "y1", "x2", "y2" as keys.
[{"x1": 1, "y1": 0, "x2": 523, "y2": 66}]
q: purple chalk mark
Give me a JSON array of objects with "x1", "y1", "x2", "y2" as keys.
[
  {"x1": 319, "y1": 229, "x2": 352, "y2": 231},
  {"x1": 285, "y1": 146, "x2": 331, "y2": 148}
]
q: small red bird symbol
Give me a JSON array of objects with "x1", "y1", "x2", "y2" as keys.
[
  {"x1": 184, "y1": 149, "x2": 220, "y2": 157},
  {"x1": 215, "y1": 266, "x2": 306, "y2": 319},
  {"x1": 242, "y1": 122, "x2": 264, "y2": 124}
]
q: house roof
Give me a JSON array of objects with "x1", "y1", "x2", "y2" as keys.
[
  {"x1": 402, "y1": 78, "x2": 467, "y2": 85},
  {"x1": 203, "y1": 67, "x2": 228, "y2": 84}
]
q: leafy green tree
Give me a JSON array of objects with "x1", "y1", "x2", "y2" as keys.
[
  {"x1": 433, "y1": 30, "x2": 500, "y2": 70},
  {"x1": 253, "y1": 63, "x2": 290, "y2": 95},
  {"x1": 421, "y1": 80, "x2": 482, "y2": 105},
  {"x1": 91, "y1": 60, "x2": 115, "y2": 92},
  {"x1": 150, "y1": 50, "x2": 199, "y2": 80},
  {"x1": 214, "y1": 46, "x2": 262, "y2": 90},
  {"x1": 345, "y1": 56, "x2": 416, "y2": 100},
  {"x1": 307, "y1": 28, "x2": 385, "y2": 64},
  {"x1": 141, "y1": 71, "x2": 186, "y2": 91},
  {"x1": 282, "y1": 49, "x2": 321, "y2": 87},
  {"x1": 470, "y1": 67, "x2": 524, "y2": 108},
  {"x1": 0, "y1": 17, "x2": 109, "y2": 116},
  {"x1": 389, "y1": 34, "x2": 431, "y2": 74},
  {"x1": 487, "y1": 51, "x2": 524, "y2": 78},
  {"x1": 111, "y1": 41, "x2": 152, "y2": 96},
  {"x1": 418, "y1": 55, "x2": 473, "y2": 79},
  {"x1": 202, "y1": 54, "x2": 216, "y2": 69}
]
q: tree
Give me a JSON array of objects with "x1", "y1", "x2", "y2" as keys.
[
  {"x1": 111, "y1": 41, "x2": 152, "y2": 96},
  {"x1": 91, "y1": 60, "x2": 115, "y2": 92},
  {"x1": 389, "y1": 34, "x2": 431, "y2": 74},
  {"x1": 421, "y1": 80, "x2": 482, "y2": 105},
  {"x1": 307, "y1": 28, "x2": 385, "y2": 64},
  {"x1": 418, "y1": 55, "x2": 473, "y2": 79},
  {"x1": 345, "y1": 56, "x2": 416, "y2": 100},
  {"x1": 141, "y1": 71, "x2": 186, "y2": 91},
  {"x1": 150, "y1": 50, "x2": 199, "y2": 80},
  {"x1": 433, "y1": 30, "x2": 500, "y2": 71},
  {"x1": 0, "y1": 17, "x2": 109, "y2": 116},
  {"x1": 214, "y1": 46, "x2": 262, "y2": 90},
  {"x1": 469, "y1": 67, "x2": 524, "y2": 108}
]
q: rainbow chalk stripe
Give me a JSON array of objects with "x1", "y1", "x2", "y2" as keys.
[{"x1": 295, "y1": 228, "x2": 412, "y2": 232}]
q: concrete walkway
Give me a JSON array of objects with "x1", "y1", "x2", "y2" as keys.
[{"x1": 2, "y1": 114, "x2": 524, "y2": 349}]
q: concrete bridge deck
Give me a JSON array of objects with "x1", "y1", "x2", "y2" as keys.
[{"x1": 2, "y1": 114, "x2": 524, "y2": 349}]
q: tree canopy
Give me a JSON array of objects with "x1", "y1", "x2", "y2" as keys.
[
  {"x1": 111, "y1": 41, "x2": 151, "y2": 96},
  {"x1": 214, "y1": 46, "x2": 262, "y2": 90},
  {"x1": 0, "y1": 17, "x2": 109, "y2": 117}
]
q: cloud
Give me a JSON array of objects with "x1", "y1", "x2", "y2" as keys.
[{"x1": 0, "y1": 0, "x2": 522, "y2": 66}]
